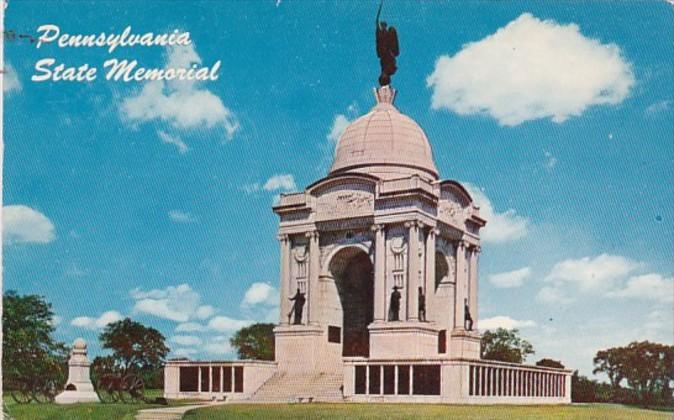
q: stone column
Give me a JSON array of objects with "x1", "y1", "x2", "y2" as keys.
[
  {"x1": 278, "y1": 234, "x2": 291, "y2": 325},
  {"x1": 469, "y1": 246, "x2": 480, "y2": 330},
  {"x1": 406, "y1": 221, "x2": 421, "y2": 321},
  {"x1": 307, "y1": 231, "x2": 320, "y2": 325},
  {"x1": 454, "y1": 241, "x2": 466, "y2": 329},
  {"x1": 424, "y1": 228, "x2": 437, "y2": 321},
  {"x1": 372, "y1": 224, "x2": 386, "y2": 322}
]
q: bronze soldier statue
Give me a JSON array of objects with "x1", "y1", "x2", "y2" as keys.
[
  {"x1": 464, "y1": 298, "x2": 473, "y2": 331},
  {"x1": 418, "y1": 286, "x2": 426, "y2": 322},
  {"x1": 375, "y1": 2, "x2": 399, "y2": 86},
  {"x1": 288, "y1": 287, "x2": 306, "y2": 325},
  {"x1": 388, "y1": 286, "x2": 401, "y2": 321}
]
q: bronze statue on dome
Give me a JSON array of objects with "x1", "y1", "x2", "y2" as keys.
[{"x1": 375, "y1": 2, "x2": 399, "y2": 86}]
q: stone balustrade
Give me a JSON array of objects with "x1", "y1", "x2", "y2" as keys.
[{"x1": 343, "y1": 358, "x2": 571, "y2": 404}]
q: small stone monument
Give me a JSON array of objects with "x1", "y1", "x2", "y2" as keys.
[{"x1": 55, "y1": 338, "x2": 100, "y2": 404}]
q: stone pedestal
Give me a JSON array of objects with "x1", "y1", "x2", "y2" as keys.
[
  {"x1": 449, "y1": 329, "x2": 481, "y2": 360},
  {"x1": 55, "y1": 338, "x2": 100, "y2": 404},
  {"x1": 368, "y1": 322, "x2": 440, "y2": 359},
  {"x1": 274, "y1": 324, "x2": 341, "y2": 373}
]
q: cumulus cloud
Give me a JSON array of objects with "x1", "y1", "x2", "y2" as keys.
[
  {"x1": 427, "y1": 13, "x2": 634, "y2": 126},
  {"x1": 3, "y1": 205, "x2": 56, "y2": 245},
  {"x1": 244, "y1": 174, "x2": 297, "y2": 195},
  {"x1": 173, "y1": 347, "x2": 198, "y2": 357},
  {"x1": 168, "y1": 210, "x2": 196, "y2": 223},
  {"x1": 241, "y1": 282, "x2": 278, "y2": 308},
  {"x1": 71, "y1": 310, "x2": 123, "y2": 330},
  {"x1": 175, "y1": 322, "x2": 207, "y2": 332},
  {"x1": 170, "y1": 335, "x2": 203, "y2": 346},
  {"x1": 263, "y1": 174, "x2": 297, "y2": 192},
  {"x1": 4, "y1": 62, "x2": 21, "y2": 94},
  {"x1": 121, "y1": 44, "x2": 239, "y2": 140},
  {"x1": 130, "y1": 283, "x2": 216, "y2": 322},
  {"x1": 488, "y1": 267, "x2": 531, "y2": 288},
  {"x1": 544, "y1": 254, "x2": 640, "y2": 292},
  {"x1": 479, "y1": 315, "x2": 537, "y2": 331},
  {"x1": 207, "y1": 315, "x2": 253, "y2": 332},
  {"x1": 463, "y1": 184, "x2": 528, "y2": 243},
  {"x1": 608, "y1": 273, "x2": 673, "y2": 303},
  {"x1": 158, "y1": 130, "x2": 189, "y2": 154},
  {"x1": 645, "y1": 100, "x2": 671, "y2": 116},
  {"x1": 203, "y1": 336, "x2": 234, "y2": 355},
  {"x1": 327, "y1": 114, "x2": 351, "y2": 143}
]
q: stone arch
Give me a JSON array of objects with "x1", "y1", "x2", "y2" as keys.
[{"x1": 324, "y1": 245, "x2": 374, "y2": 357}]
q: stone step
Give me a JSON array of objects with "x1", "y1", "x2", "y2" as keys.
[{"x1": 249, "y1": 372, "x2": 344, "y2": 403}]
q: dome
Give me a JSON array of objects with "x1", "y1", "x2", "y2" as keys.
[{"x1": 330, "y1": 86, "x2": 439, "y2": 181}]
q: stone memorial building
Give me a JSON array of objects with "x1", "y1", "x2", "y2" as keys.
[{"x1": 164, "y1": 84, "x2": 572, "y2": 404}]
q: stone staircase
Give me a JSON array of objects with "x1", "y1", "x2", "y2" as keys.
[{"x1": 249, "y1": 371, "x2": 344, "y2": 403}]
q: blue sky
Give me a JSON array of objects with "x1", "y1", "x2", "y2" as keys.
[{"x1": 4, "y1": 0, "x2": 673, "y2": 377}]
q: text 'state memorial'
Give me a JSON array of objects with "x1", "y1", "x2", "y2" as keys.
[{"x1": 164, "y1": 13, "x2": 572, "y2": 404}]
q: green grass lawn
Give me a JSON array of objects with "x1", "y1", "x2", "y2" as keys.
[
  {"x1": 2, "y1": 390, "x2": 198, "y2": 420},
  {"x1": 184, "y1": 403, "x2": 673, "y2": 420}
]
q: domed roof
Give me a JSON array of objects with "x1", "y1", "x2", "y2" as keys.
[{"x1": 330, "y1": 86, "x2": 439, "y2": 181}]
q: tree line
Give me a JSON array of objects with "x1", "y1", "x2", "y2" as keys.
[{"x1": 3, "y1": 291, "x2": 672, "y2": 408}]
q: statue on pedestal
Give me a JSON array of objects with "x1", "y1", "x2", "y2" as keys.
[
  {"x1": 464, "y1": 298, "x2": 474, "y2": 331},
  {"x1": 288, "y1": 287, "x2": 306, "y2": 325},
  {"x1": 418, "y1": 286, "x2": 426, "y2": 322},
  {"x1": 375, "y1": 2, "x2": 399, "y2": 86},
  {"x1": 388, "y1": 286, "x2": 401, "y2": 321}
]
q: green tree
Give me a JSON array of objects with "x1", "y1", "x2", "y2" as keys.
[
  {"x1": 2, "y1": 291, "x2": 67, "y2": 389},
  {"x1": 536, "y1": 358, "x2": 565, "y2": 369},
  {"x1": 593, "y1": 347, "x2": 627, "y2": 388},
  {"x1": 480, "y1": 328, "x2": 534, "y2": 364},
  {"x1": 593, "y1": 341, "x2": 673, "y2": 406},
  {"x1": 98, "y1": 318, "x2": 169, "y2": 387},
  {"x1": 230, "y1": 323, "x2": 275, "y2": 360}
]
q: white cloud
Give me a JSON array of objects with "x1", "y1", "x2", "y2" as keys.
[
  {"x1": 326, "y1": 114, "x2": 351, "y2": 143},
  {"x1": 170, "y1": 335, "x2": 203, "y2": 346},
  {"x1": 196, "y1": 305, "x2": 216, "y2": 320},
  {"x1": 488, "y1": 267, "x2": 531, "y2": 288},
  {"x1": 536, "y1": 286, "x2": 572, "y2": 304},
  {"x1": 645, "y1": 100, "x2": 671, "y2": 115},
  {"x1": 175, "y1": 322, "x2": 207, "y2": 332},
  {"x1": 3, "y1": 205, "x2": 56, "y2": 245},
  {"x1": 50, "y1": 315, "x2": 63, "y2": 327},
  {"x1": 263, "y1": 174, "x2": 296, "y2": 192},
  {"x1": 121, "y1": 44, "x2": 239, "y2": 138},
  {"x1": 241, "y1": 282, "x2": 278, "y2": 308},
  {"x1": 608, "y1": 273, "x2": 673, "y2": 303},
  {"x1": 173, "y1": 347, "x2": 198, "y2": 357},
  {"x1": 168, "y1": 210, "x2": 196, "y2": 223},
  {"x1": 71, "y1": 310, "x2": 123, "y2": 330},
  {"x1": 207, "y1": 315, "x2": 252, "y2": 332},
  {"x1": 4, "y1": 62, "x2": 21, "y2": 94},
  {"x1": 427, "y1": 13, "x2": 634, "y2": 126},
  {"x1": 158, "y1": 130, "x2": 189, "y2": 154},
  {"x1": 130, "y1": 283, "x2": 216, "y2": 322},
  {"x1": 479, "y1": 315, "x2": 537, "y2": 331},
  {"x1": 463, "y1": 183, "x2": 529, "y2": 243},
  {"x1": 203, "y1": 336, "x2": 234, "y2": 355},
  {"x1": 544, "y1": 254, "x2": 640, "y2": 293},
  {"x1": 544, "y1": 151, "x2": 557, "y2": 170}
]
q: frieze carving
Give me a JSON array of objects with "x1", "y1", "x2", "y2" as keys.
[{"x1": 316, "y1": 187, "x2": 374, "y2": 220}]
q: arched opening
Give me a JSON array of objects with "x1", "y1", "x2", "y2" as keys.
[
  {"x1": 65, "y1": 384, "x2": 77, "y2": 391},
  {"x1": 328, "y1": 247, "x2": 374, "y2": 357},
  {"x1": 435, "y1": 251, "x2": 449, "y2": 290}
]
